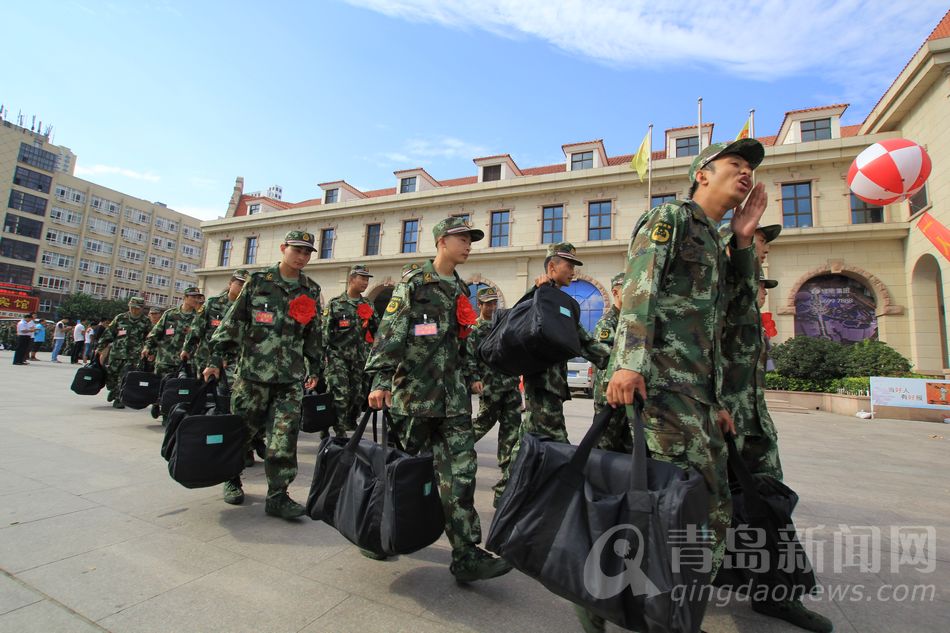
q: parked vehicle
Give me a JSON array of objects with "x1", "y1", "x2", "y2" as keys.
[{"x1": 566, "y1": 357, "x2": 593, "y2": 397}]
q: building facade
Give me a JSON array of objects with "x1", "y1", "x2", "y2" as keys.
[
  {"x1": 0, "y1": 121, "x2": 206, "y2": 317},
  {"x1": 197, "y1": 11, "x2": 950, "y2": 373}
]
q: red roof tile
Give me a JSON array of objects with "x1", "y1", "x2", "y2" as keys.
[
  {"x1": 784, "y1": 103, "x2": 848, "y2": 115},
  {"x1": 561, "y1": 139, "x2": 604, "y2": 149},
  {"x1": 521, "y1": 164, "x2": 566, "y2": 176},
  {"x1": 841, "y1": 124, "x2": 861, "y2": 138},
  {"x1": 363, "y1": 187, "x2": 397, "y2": 198},
  {"x1": 926, "y1": 9, "x2": 950, "y2": 41},
  {"x1": 438, "y1": 176, "x2": 478, "y2": 187},
  {"x1": 473, "y1": 153, "x2": 514, "y2": 161}
]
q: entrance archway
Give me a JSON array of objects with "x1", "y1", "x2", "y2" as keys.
[{"x1": 911, "y1": 254, "x2": 948, "y2": 370}]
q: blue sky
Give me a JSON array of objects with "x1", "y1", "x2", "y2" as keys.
[{"x1": 2, "y1": 1, "x2": 946, "y2": 220}]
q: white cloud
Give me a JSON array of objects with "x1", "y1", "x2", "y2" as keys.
[
  {"x1": 74, "y1": 164, "x2": 160, "y2": 182},
  {"x1": 375, "y1": 136, "x2": 490, "y2": 168},
  {"x1": 345, "y1": 0, "x2": 946, "y2": 100}
]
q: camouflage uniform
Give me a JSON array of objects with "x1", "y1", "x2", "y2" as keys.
[
  {"x1": 183, "y1": 270, "x2": 248, "y2": 383},
  {"x1": 209, "y1": 258, "x2": 323, "y2": 502},
  {"x1": 96, "y1": 298, "x2": 151, "y2": 403},
  {"x1": 144, "y1": 303, "x2": 200, "y2": 377},
  {"x1": 322, "y1": 265, "x2": 379, "y2": 435},
  {"x1": 610, "y1": 193, "x2": 757, "y2": 577},
  {"x1": 592, "y1": 274, "x2": 631, "y2": 453},
  {"x1": 722, "y1": 274, "x2": 783, "y2": 480},
  {"x1": 469, "y1": 287, "x2": 522, "y2": 489}
]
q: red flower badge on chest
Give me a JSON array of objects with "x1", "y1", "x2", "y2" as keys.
[
  {"x1": 288, "y1": 294, "x2": 317, "y2": 325},
  {"x1": 456, "y1": 295, "x2": 478, "y2": 339},
  {"x1": 356, "y1": 302, "x2": 374, "y2": 343},
  {"x1": 761, "y1": 311, "x2": 778, "y2": 338}
]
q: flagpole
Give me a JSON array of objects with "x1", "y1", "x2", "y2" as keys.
[
  {"x1": 750, "y1": 108, "x2": 757, "y2": 186},
  {"x1": 697, "y1": 97, "x2": 704, "y2": 151},
  {"x1": 647, "y1": 123, "x2": 653, "y2": 207}
]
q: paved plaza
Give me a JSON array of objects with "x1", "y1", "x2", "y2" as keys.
[{"x1": 0, "y1": 353, "x2": 948, "y2": 633}]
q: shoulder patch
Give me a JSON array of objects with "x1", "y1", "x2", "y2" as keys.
[
  {"x1": 598, "y1": 328, "x2": 611, "y2": 340},
  {"x1": 322, "y1": 307, "x2": 329, "y2": 317},
  {"x1": 650, "y1": 221, "x2": 673, "y2": 244},
  {"x1": 265, "y1": 272, "x2": 273, "y2": 281},
  {"x1": 385, "y1": 298, "x2": 401, "y2": 314}
]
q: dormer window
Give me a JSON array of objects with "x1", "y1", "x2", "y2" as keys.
[
  {"x1": 801, "y1": 118, "x2": 832, "y2": 142},
  {"x1": 247, "y1": 203, "x2": 261, "y2": 215},
  {"x1": 482, "y1": 164, "x2": 501, "y2": 182},
  {"x1": 324, "y1": 188, "x2": 339, "y2": 204},
  {"x1": 571, "y1": 151, "x2": 594, "y2": 171},
  {"x1": 675, "y1": 136, "x2": 699, "y2": 157},
  {"x1": 400, "y1": 176, "x2": 417, "y2": 193}
]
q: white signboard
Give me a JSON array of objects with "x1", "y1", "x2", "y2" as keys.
[{"x1": 870, "y1": 376, "x2": 950, "y2": 411}]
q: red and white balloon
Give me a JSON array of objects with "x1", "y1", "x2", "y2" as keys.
[{"x1": 847, "y1": 139, "x2": 931, "y2": 206}]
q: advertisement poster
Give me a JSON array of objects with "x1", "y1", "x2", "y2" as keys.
[
  {"x1": 870, "y1": 377, "x2": 950, "y2": 411},
  {"x1": 794, "y1": 274, "x2": 878, "y2": 343}
]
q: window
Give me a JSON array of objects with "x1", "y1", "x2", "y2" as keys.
[
  {"x1": 364, "y1": 224, "x2": 381, "y2": 256},
  {"x1": 245, "y1": 237, "x2": 258, "y2": 264},
  {"x1": 781, "y1": 182, "x2": 813, "y2": 228},
  {"x1": 1, "y1": 238, "x2": 39, "y2": 262},
  {"x1": 76, "y1": 281, "x2": 107, "y2": 297},
  {"x1": 490, "y1": 210, "x2": 510, "y2": 247},
  {"x1": 247, "y1": 203, "x2": 261, "y2": 215},
  {"x1": 800, "y1": 118, "x2": 832, "y2": 142},
  {"x1": 177, "y1": 262, "x2": 195, "y2": 275},
  {"x1": 588, "y1": 201, "x2": 612, "y2": 241},
  {"x1": 112, "y1": 286, "x2": 137, "y2": 300},
  {"x1": 146, "y1": 273, "x2": 170, "y2": 288},
  {"x1": 124, "y1": 206, "x2": 151, "y2": 225},
  {"x1": 675, "y1": 136, "x2": 699, "y2": 157},
  {"x1": 400, "y1": 177, "x2": 417, "y2": 193},
  {"x1": 144, "y1": 292, "x2": 169, "y2": 306},
  {"x1": 119, "y1": 246, "x2": 145, "y2": 263},
  {"x1": 219, "y1": 239, "x2": 232, "y2": 266},
  {"x1": 13, "y1": 166, "x2": 52, "y2": 193},
  {"x1": 91, "y1": 196, "x2": 120, "y2": 216},
  {"x1": 571, "y1": 151, "x2": 594, "y2": 171},
  {"x1": 180, "y1": 244, "x2": 200, "y2": 259},
  {"x1": 121, "y1": 227, "x2": 147, "y2": 243},
  {"x1": 49, "y1": 206, "x2": 82, "y2": 226},
  {"x1": 18, "y1": 143, "x2": 57, "y2": 171},
  {"x1": 174, "y1": 279, "x2": 191, "y2": 293},
  {"x1": 154, "y1": 217, "x2": 179, "y2": 233},
  {"x1": 452, "y1": 213, "x2": 471, "y2": 225},
  {"x1": 0, "y1": 262, "x2": 35, "y2": 286},
  {"x1": 563, "y1": 280, "x2": 605, "y2": 333},
  {"x1": 36, "y1": 275, "x2": 70, "y2": 292},
  {"x1": 151, "y1": 236, "x2": 177, "y2": 252},
  {"x1": 183, "y1": 226, "x2": 202, "y2": 241},
  {"x1": 325, "y1": 188, "x2": 339, "y2": 204},
  {"x1": 87, "y1": 217, "x2": 117, "y2": 236},
  {"x1": 54, "y1": 185, "x2": 85, "y2": 206},
  {"x1": 483, "y1": 165, "x2": 501, "y2": 182},
  {"x1": 4, "y1": 214, "x2": 43, "y2": 239},
  {"x1": 8, "y1": 190, "x2": 48, "y2": 216},
  {"x1": 651, "y1": 193, "x2": 677, "y2": 207},
  {"x1": 850, "y1": 194, "x2": 883, "y2": 224},
  {"x1": 908, "y1": 185, "x2": 929, "y2": 216},
  {"x1": 78, "y1": 259, "x2": 110, "y2": 277},
  {"x1": 41, "y1": 250, "x2": 74, "y2": 270},
  {"x1": 542, "y1": 205, "x2": 564, "y2": 244},
  {"x1": 401, "y1": 220, "x2": 419, "y2": 253},
  {"x1": 148, "y1": 255, "x2": 172, "y2": 269},
  {"x1": 46, "y1": 229, "x2": 80, "y2": 248},
  {"x1": 319, "y1": 228, "x2": 335, "y2": 259},
  {"x1": 84, "y1": 238, "x2": 113, "y2": 255},
  {"x1": 38, "y1": 299, "x2": 53, "y2": 312}
]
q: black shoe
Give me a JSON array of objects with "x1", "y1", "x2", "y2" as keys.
[
  {"x1": 752, "y1": 598, "x2": 834, "y2": 633},
  {"x1": 264, "y1": 492, "x2": 305, "y2": 519},
  {"x1": 107, "y1": 390, "x2": 115, "y2": 403},
  {"x1": 359, "y1": 548, "x2": 390, "y2": 561},
  {"x1": 150, "y1": 404, "x2": 160, "y2": 419},
  {"x1": 112, "y1": 400, "x2": 125, "y2": 409}
]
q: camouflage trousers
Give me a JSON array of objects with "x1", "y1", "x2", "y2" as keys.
[
  {"x1": 325, "y1": 354, "x2": 367, "y2": 436},
  {"x1": 593, "y1": 400, "x2": 633, "y2": 453},
  {"x1": 641, "y1": 390, "x2": 731, "y2": 578},
  {"x1": 472, "y1": 390, "x2": 522, "y2": 491},
  {"x1": 734, "y1": 429, "x2": 784, "y2": 480},
  {"x1": 231, "y1": 378, "x2": 303, "y2": 499},
  {"x1": 400, "y1": 414, "x2": 481, "y2": 559},
  {"x1": 105, "y1": 357, "x2": 132, "y2": 397}
]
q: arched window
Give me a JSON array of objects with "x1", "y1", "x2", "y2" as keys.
[
  {"x1": 793, "y1": 274, "x2": 878, "y2": 343},
  {"x1": 562, "y1": 280, "x2": 604, "y2": 333}
]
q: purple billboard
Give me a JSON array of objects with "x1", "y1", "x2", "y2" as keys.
[{"x1": 794, "y1": 274, "x2": 878, "y2": 343}]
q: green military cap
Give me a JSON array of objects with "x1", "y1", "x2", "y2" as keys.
[
  {"x1": 283, "y1": 229, "x2": 316, "y2": 251},
  {"x1": 546, "y1": 242, "x2": 583, "y2": 266},
  {"x1": 759, "y1": 272, "x2": 778, "y2": 289},
  {"x1": 432, "y1": 216, "x2": 484, "y2": 244},
  {"x1": 476, "y1": 286, "x2": 499, "y2": 303},
  {"x1": 688, "y1": 138, "x2": 765, "y2": 183},
  {"x1": 610, "y1": 272, "x2": 625, "y2": 287},
  {"x1": 148, "y1": 306, "x2": 162, "y2": 314},
  {"x1": 232, "y1": 268, "x2": 250, "y2": 281},
  {"x1": 350, "y1": 264, "x2": 373, "y2": 278},
  {"x1": 128, "y1": 296, "x2": 145, "y2": 307},
  {"x1": 756, "y1": 224, "x2": 782, "y2": 243},
  {"x1": 183, "y1": 286, "x2": 203, "y2": 296}
]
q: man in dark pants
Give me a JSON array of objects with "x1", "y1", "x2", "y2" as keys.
[{"x1": 13, "y1": 313, "x2": 35, "y2": 365}]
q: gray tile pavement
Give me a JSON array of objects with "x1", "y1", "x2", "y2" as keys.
[{"x1": 1, "y1": 351, "x2": 948, "y2": 632}]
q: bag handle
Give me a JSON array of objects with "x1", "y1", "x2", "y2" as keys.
[
  {"x1": 184, "y1": 376, "x2": 216, "y2": 415},
  {"x1": 724, "y1": 433, "x2": 767, "y2": 516}
]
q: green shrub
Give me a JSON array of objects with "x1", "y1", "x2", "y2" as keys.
[
  {"x1": 764, "y1": 372, "x2": 834, "y2": 393},
  {"x1": 844, "y1": 339, "x2": 912, "y2": 377},
  {"x1": 771, "y1": 336, "x2": 849, "y2": 380},
  {"x1": 829, "y1": 376, "x2": 871, "y2": 395}
]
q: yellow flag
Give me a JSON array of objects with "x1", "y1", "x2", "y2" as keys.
[
  {"x1": 630, "y1": 130, "x2": 650, "y2": 182},
  {"x1": 735, "y1": 118, "x2": 751, "y2": 140}
]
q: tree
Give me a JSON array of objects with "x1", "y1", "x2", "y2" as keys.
[
  {"x1": 57, "y1": 293, "x2": 129, "y2": 323},
  {"x1": 771, "y1": 336, "x2": 849, "y2": 381},
  {"x1": 845, "y1": 339, "x2": 912, "y2": 376}
]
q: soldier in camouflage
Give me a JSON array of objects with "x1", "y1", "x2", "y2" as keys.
[
  {"x1": 365, "y1": 216, "x2": 511, "y2": 583},
  {"x1": 205, "y1": 230, "x2": 323, "y2": 519},
  {"x1": 143, "y1": 287, "x2": 203, "y2": 418},
  {"x1": 321, "y1": 264, "x2": 379, "y2": 436},
  {"x1": 147, "y1": 307, "x2": 161, "y2": 327},
  {"x1": 182, "y1": 269, "x2": 248, "y2": 380},
  {"x1": 600, "y1": 139, "x2": 767, "y2": 633},
  {"x1": 468, "y1": 286, "x2": 522, "y2": 494},
  {"x1": 96, "y1": 296, "x2": 150, "y2": 409},
  {"x1": 592, "y1": 272, "x2": 631, "y2": 452}
]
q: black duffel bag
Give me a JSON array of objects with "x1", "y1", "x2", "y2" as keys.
[
  {"x1": 121, "y1": 361, "x2": 162, "y2": 409},
  {"x1": 478, "y1": 283, "x2": 582, "y2": 376},
  {"x1": 712, "y1": 435, "x2": 818, "y2": 599},
  {"x1": 487, "y1": 403, "x2": 711, "y2": 633},
  {"x1": 306, "y1": 408, "x2": 444, "y2": 557},
  {"x1": 70, "y1": 357, "x2": 106, "y2": 395},
  {"x1": 300, "y1": 389, "x2": 336, "y2": 434},
  {"x1": 161, "y1": 376, "x2": 244, "y2": 489},
  {"x1": 160, "y1": 362, "x2": 203, "y2": 417}
]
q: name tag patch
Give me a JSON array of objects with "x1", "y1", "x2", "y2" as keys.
[
  {"x1": 117, "y1": 329, "x2": 126, "y2": 336},
  {"x1": 559, "y1": 306, "x2": 572, "y2": 317},
  {"x1": 206, "y1": 434, "x2": 223, "y2": 445},
  {"x1": 211, "y1": 319, "x2": 221, "y2": 327},
  {"x1": 338, "y1": 319, "x2": 350, "y2": 328},
  {"x1": 253, "y1": 311, "x2": 275, "y2": 325},
  {"x1": 165, "y1": 328, "x2": 175, "y2": 335},
  {"x1": 414, "y1": 323, "x2": 438, "y2": 336}
]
